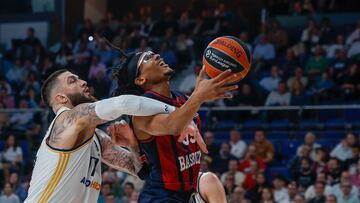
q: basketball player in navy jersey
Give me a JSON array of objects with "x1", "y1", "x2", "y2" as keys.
[{"x1": 112, "y1": 50, "x2": 236, "y2": 203}]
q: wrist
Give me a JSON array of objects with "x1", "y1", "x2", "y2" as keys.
[{"x1": 190, "y1": 90, "x2": 206, "y2": 105}]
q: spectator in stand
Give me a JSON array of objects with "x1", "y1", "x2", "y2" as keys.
[
  {"x1": 335, "y1": 181, "x2": 360, "y2": 203},
  {"x1": 229, "y1": 186, "x2": 248, "y2": 203},
  {"x1": 351, "y1": 159, "x2": 360, "y2": 191},
  {"x1": 294, "y1": 194, "x2": 306, "y2": 203},
  {"x1": 252, "y1": 130, "x2": 274, "y2": 163},
  {"x1": 0, "y1": 102, "x2": 10, "y2": 129},
  {"x1": 287, "y1": 67, "x2": 308, "y2": 90},
  {"x1": 98, "y1": 182, "x2": 117, "y2": 203},
  {"x1": 319, "y1": 17, "x2": 336, "y2": 45},
  {"x1": 325, "y1": 195, "x2": 337, "y2": 203},
  {"x1": 305, "y1": 172, "x2": 333, "y2": 200},
  {"x1": 253, "y1": 34, "x2": 276, "y2": 62},
  {"x1": 1, "y1": 136, "x2": 23, "y2": 184},
  {"x1": 267, "y1": 19, "x2": 288, "y2": 53},
  {"x1": 339, "y1": 63, "x2": 360, "y2": 101},
  {"x1": 121, "y1": 182, "x2": 136, "y2": 203},
  {"x1": 203, "y1": 131, "x2": 219, "y2": 158},
  {"x1": 326, "y1": 35, "x2": 345, "y2": 59},
  {"x1": 175, "y1": 33, "x2": 196, "y2": 66},
  {"x1": 332, "y1": 171, "x2": 359, "y2": 199},
  {"x1": 221, "y1": 159, "x2": 245, "y2": 186},
  {"x1": 259, "y1": 66, "x2": 281, "y2": 92},
  {"x1": 301, "y1": 19, "x2": 320, "y2": 51},
  {"x1": 0, "y1": 87, "x2": 15, "y2": 108},
  {"x1": 239, "y1": 144, "x2": 266, "y2": 173},
  {"x1": 305, "y1": 45, "x2": 329, "y2": 76},
  {"x1": 330, "y1": 48, "x2": 348, "y2": 77},
  {"x1": 0, "y1": 182, "x2": 20, "y2": 203},
  {"x1": 346, "y1": 19, "x2": 360, "y2": 46},
  {"x1": 313, "y1": 148, "x2": 330, "y2": 174},
  {"x1": 280, "y1": 48, "x2": 301, "y2": 78},
  {"x1": 324, "y1": 158, "x2": 342, "y2": 185},
  {"x1": 229, "y1": 130, "x2": 247, "y2": 159},
  {"x1": 330, "y1": 133, "x2": 357, "y2": 162},
  {"x1": 260, "y1": 187, "x2": 275, "y2": 203},
  {"x1": 242, "y1": 160, "x2": 260, "y2": 190},
  {"x1": 272, "y1": 175, "x2": 289, "y2": 203},
  {"x1": 20, "y1": 71, "x2": 41, "y2": 96},
  {"x1": 22, "y1": 27, "x2": 42, "y2": 59},
  {"x1": 8, "y1": 172, "x2": 27, "y2": 201},
  {"x1": 213, "y1": 142, "x2": 237, "y2": 173},
  {"x1": 287, "y1": 181, "x2": 298, "y2": 202},
  {"x1": 312, "y1": 72, "x2": 335, "y2": 103},
  {"x1": 88, "y1": 55, "x2": 107, "y2": 80},
  {"x1": 55, "y1": 44, "x2": 73, "y2": 67},
  {"x1": 224, "y1": 173, "x2": 237, "y2": 199},
  {"x1": 5, "y1": 59, "x2": 26, "y2": 87},
  {"x1": 265, "y1": 81, "x2": 291, "y2": 106},
  {"x1": 246, "y1": 173, "x2": 268, "y2": 203},
  {"x1": 307, "y1": 181, "x2": 326, "y2": 203},
  {"x1": 95, "y1": 39, "x2": 114, "y2": 65},
  {"x1": 290, "y1": 79, "x2": 309, "y2": 105},
  {"x1": 294, "y1": 158, "x2": 316, "y2": 189},
  {"x1": 40, "y1": 56, "x2": 56, "y2": 81},
  {"x1": 346, "y1": 146, "x2": 359, "y2": 174},
  {"x1": 297, "y1": 132, "x2": 321, "y2": 161},
  {"x1": 33, "y1": 44, "x2": 45, "y2": 66},
  {"x1": 239, "y1": 31, "x2": 252, "y2": 52},
  {"x1": 227, "y1": 83, "x2": 260, "y2": 107},
  {"x1": 9, "y1": 99, "x2": 34, "y2": 131},
  {"x1": 23, "y1": 58, "x2": 38, "y2": 75},
  {"x1": 289, "y1": 144, "x2": 313, "y2": 178}
]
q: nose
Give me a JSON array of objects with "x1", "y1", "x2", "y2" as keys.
[{"x1": 80, "y1": 79, "x2": 87, "y2": 87}]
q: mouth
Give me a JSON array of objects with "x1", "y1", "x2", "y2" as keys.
[{"x1": 84, "y1": 87, "x2": 90, "y2": 94}]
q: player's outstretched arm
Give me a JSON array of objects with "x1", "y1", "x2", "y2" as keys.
[
  {"x1": 96, "y1": 125, "x2": 141, "y2": 177},
  {"x1": 48, "y1": 95, "x2": 176, "y2": 149},
  {"x1": 133, "y1": 68, "x2": 238, "y2": 136}
]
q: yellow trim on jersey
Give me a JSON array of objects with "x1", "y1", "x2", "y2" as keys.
[
  {"x1": 38, "y1": 153, "x2": 70, "y2": 203},
  {"x1": 46, "y1": 136, "x2": 94, "y2": 154}
]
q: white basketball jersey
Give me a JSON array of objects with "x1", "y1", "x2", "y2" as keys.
[{"x1": 25, "y1": 107, "x2": 102, "y2": 203}]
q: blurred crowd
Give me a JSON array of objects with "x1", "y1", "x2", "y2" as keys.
[{"x1": 0, "y1": 1, "x2": 360, "y2": 202}]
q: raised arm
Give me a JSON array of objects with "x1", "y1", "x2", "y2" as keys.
[{"x1": 133, "y1": 68, "x2": 238, "y2": 136}]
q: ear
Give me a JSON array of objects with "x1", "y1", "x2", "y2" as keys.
[
  {"x1": 134, "y1": 76, "x2": 146, "y2": 86},
  {"x1": 54, "y1": 93, "x2": 68, "y2": 105}
]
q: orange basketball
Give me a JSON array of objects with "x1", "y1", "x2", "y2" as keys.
[{"x1": 202, "y1": 36, "x2": 252, "y2": 83}]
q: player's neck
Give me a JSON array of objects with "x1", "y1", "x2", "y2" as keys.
[{"x1": 150, "y1": 82, "x2": 171, "y2": 98}]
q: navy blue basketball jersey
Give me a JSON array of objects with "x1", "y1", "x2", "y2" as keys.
[{"x1": 138, "y1": 90, "x2": 202, "y2": 192}]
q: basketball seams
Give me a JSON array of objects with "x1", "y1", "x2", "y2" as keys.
[
  {"x1": 223, "y1": 37, "x2": 251, "y2": 68},
  {"x1": 225, "y1": 36, "x2": 252, "y2": 64}
]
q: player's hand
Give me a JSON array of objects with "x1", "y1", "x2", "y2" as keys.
[
  {"x1": 177, "y1": 121, "x2": 208, "y2": 154},
  {"x1": 107, "y1": 120, "x2": 138, "y2": 147},
  {"x1": 192, "y1": 67, "x2": 239, "y2": 102}
]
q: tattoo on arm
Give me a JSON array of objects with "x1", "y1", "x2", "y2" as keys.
[
  {"x1": 49, "y1": 103, "x2": 105, "y2": 144},
  {"x1": 99, "y1": 131, "x2": 141, "y2": 176}
]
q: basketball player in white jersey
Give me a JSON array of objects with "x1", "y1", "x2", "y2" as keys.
[{"x1": 25, "y1": 67, "x2": 226, "y2": 203}]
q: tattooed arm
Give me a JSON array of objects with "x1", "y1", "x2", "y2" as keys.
[
  {"x1": 95, "y1": 127, "x2": 141, "y2": 177},
  {"x1": 48, "y1": 95, "x2": 176, "y2": 149}
]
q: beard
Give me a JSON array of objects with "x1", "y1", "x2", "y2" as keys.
[
  {"x1": 66, "y1": 92, "x2": 97, "y2": 106},
  {"x1": 164, "y1": 69, "x2": 175, "y2": 78}
]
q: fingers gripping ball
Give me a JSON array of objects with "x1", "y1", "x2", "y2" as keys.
[{"x1": 202, "y1": 36, "x2": 252, "y2": 83}]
